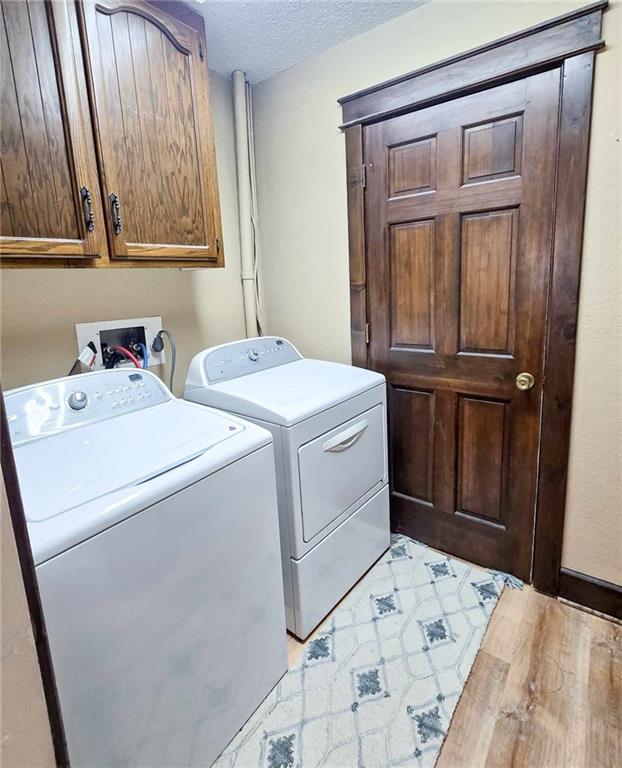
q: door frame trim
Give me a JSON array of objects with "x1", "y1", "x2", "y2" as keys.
[
  {"x1": 339, "y1": 1, "x2": 606, "y2": 127},
  {"x1": 340, "y1": 1, "x2": 608, "y2": 600}
]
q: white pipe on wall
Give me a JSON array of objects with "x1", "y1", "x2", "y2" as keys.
[
  {"x1": 246, "y1": 82, "x2": 265, "y2": 334},
  {"x1": 232, "y1": 70, "x2": 257, "y2": 338}
]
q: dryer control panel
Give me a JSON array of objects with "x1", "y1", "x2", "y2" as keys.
[
  {"x1": 201, "y1": 336, "x2": 302, "y2": 384},
  {"x1": 5, "y1": 370, "x2": 169, "y2": 445}
]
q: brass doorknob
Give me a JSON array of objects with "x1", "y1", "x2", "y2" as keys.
[{"x1": 516, "y1": 372, "x2": 535, "y2": 391}]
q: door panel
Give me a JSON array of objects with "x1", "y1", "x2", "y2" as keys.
[
  {"x1": 81, "y1": 0, "x2": 223, "y2": 263},
  {"x1": 459, "y1": 209, "x2": 517, "y2": 354},
  {"x1": 0, "y1": 0, "x2": 106, "y2": 260},
  {"x1": 390, "y1": 388, "x2": 434, "y2": 503},
  {"x1": 365, "y1": 70, "x2": 561, "y2": 578},
  {"x1": 389, "y1": 136, "x2": 437, "y2": 196},
  {"x1": 457, "y1": 396, "x2": 508, "y2": 523},
  {"x1": 390, "y1": 221, "x2": 434, "y2": 348},
  {"x1": 462, "y1": 115, "x2": 523, "y2": 183}
]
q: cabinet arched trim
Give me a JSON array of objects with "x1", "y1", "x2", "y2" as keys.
[{"x1": 93, "y1": 3, "x2": 193, "y2": 55}]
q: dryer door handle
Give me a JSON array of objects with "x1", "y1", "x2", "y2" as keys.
[{"x1": 322, "y1": 419, "x2": 369, "y2": 453}]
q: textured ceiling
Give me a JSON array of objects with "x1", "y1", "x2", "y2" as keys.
[{"x1": 194, "y1": 1, "x2": 426, "y2": 83}]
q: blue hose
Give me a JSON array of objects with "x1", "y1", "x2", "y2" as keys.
[{"x1": 137, "y1": 343, "x2": 148, "y2": 369}]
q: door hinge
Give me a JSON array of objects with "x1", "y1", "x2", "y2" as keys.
[
  {"x1": 365, "y1": 323, "x2": 370, "y2": 344},
  {"x1": 216, "y1": 236, "x2": 221, "y2": 253},
  {"x1": 361, "y1": 164, "x2": 367, "y2": 189},
  {"x1": 199, "y1": 42, "x2": 204, "y2": 61}
]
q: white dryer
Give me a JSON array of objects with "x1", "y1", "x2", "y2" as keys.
[
  {"x1": 6, "y1": 369, "x2": 287, "y2": 768},
  {"x1": 185, "y1": 337, "x2": 390, "y2": 639}
]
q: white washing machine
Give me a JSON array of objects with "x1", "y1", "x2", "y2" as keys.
[
  {"x1": 185, "y1": 337, "x2": 390, "y2": 639},
  {"x1": 6, "y1": 369, "x2": 287, "y2": 768}
]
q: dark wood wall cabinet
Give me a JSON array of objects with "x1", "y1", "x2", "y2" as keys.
[
  {"x1": 340, "y1": 2, "x2": 618, "y2": 615},
  {"x1": 0, "y1": 0, "x2": 223, "y2": 268}
]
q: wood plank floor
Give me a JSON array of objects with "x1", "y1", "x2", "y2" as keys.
[{"x1": 286, "y1": 586, "x2": 621, "y2": 767}]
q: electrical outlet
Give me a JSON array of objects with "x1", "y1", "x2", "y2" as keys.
[{"x1": 75, "y1": 317, "x2": 165, "y2": 370}]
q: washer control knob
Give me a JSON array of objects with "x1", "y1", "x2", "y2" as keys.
[
  {"x1": 68, "y1": 391, "x2": 88, "y2": 410},
  {"x1": 247, "y1": 348, "x2": 260, "y2": 362}
]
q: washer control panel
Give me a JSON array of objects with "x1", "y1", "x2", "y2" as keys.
[
  {"x1": 5, "y1": 370, "x2": 169, "y2": 445},
  {"x1": 203, "y1": 336, "x2": 301, "y2": 384}
]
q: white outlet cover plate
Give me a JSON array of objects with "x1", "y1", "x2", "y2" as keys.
[{"x1": 75, "y1": 316, "x2": 165, "y2": 370}]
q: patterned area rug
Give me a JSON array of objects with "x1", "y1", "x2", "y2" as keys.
[{"x1": 215, "y1": 536, "x2": 504, "y2": 768}]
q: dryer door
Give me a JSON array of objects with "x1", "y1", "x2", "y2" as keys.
[{"x1": 298, "y1": 404, "x2": 385, "y2": 541}]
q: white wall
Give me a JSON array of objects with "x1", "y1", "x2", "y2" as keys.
[
  {"x1": 561, "y1": 9, "x2": 622, "y2": 583},
  {"x1": 0, "y1": 70, "x2": 245, "y2": 396},
  {"x1": 253, "y1": 1, "x2": 622, "y2": 585}
]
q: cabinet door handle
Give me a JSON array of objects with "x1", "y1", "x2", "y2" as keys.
[
  {"x1": 80, "y1": 186, "x2": 94, "y2": 232},
  {"x1": 109, "y1": 192, "x2": 122, "y2": 235}
]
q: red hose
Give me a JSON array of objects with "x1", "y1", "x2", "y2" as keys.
[{"x1": 109, "y1": 345, "x2": 141, "y2": 368}]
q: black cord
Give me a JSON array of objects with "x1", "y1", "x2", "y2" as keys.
[
  {"x1": 152, "y1": 329, "x2": 176, "y2": 392},
  {"x1": 104, "y1": 350, "x2": 122, "y2": 369}
]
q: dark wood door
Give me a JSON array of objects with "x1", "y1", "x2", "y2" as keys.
[
  {"x1": 0, "y1": 0, "x2": 107, "y2": 261},
  {"x1": 80, "y1": 0, "x2": 223, "y2": 264},
  {"x1": 365, "y1": 69, "x2": 561, "y2": 579}
]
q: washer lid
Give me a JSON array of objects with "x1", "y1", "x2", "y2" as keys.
[
  {"x1": 14, "y1": 400, "x2": 244, "y2": 522},
  {"x1": 186, "y1": 359, "x2": 385, "y2": 426}
]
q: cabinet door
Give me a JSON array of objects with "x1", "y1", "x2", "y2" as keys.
[
  {"x1": 80, "y1": 0, "x2": 224, "y2": 265},
  {"x1": 0, "y1": 0, "x2": 107, "y2": 262}
]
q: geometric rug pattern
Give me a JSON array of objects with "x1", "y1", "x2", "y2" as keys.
[{"x1": 214, "y1": 536, "x2": 503, "y2": 768}]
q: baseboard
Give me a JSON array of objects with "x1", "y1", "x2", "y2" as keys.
[{"x1": 558, "y1": 568, "x2": 622, "y2": 620}]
